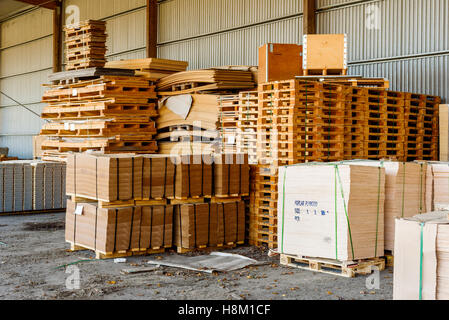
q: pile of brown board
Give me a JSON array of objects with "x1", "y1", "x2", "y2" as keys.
[
  {"x1": 66, "y1": 153, "x2": 249, "y2": 203},
  {"x1": 40, "y1": 75, "x2": 159, "y2": 161},
  {"x1": 174, "y1": 202, "x2": 245, "y2": 253},
  {"x1": 105, "y1": 58, "x2": 188, "y2": 81},
  {"x1": 65, "y1": 152, "x2": 250, "y2": 258},
  {"x1": 424, "y1": 162, "x2": 449, "y2": 212},
  {"x1": 394, "y1": 212, "x2": 449, "y2": 300},
  {"x1": 156, "y1": 69, "x2": 255, "y2": 95},
  {"x1": 64, "y1": 20, "x2": 107, "y2": 71},
  {"x1": 66, "y1": 200, "x2": 174, "y2": 259}
]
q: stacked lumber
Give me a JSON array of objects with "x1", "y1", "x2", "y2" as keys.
[
  {"x1": 394, "y1": 212, "x2": 449, "y2": 300},
  {"x1": 105, "y1": 58, "x2": 188, "y2": 81},
  {"x1": 237, "y1": 91, "x2": 258, "y2": 164},
  {"x1": 174, "y1": 202, "x2": 246, "y2": 253},
  {"x1": 40, "y1": 75, "x2": 158, "y2": 161},
  {"x1": 65, "y1": 152, "x2": 249, "y2": 257},
  {"x1": 277, "y1": 163, "x2": 386, "y2": 262},
  {"x1": 156, "y1": 69, "x2": 255, "y2": 95},
  {"x1": 0, "y1": 161, "x2": 66, "y2": 214},
  {"x1": 64, "y1": 20, "x2": 107, "y2": 71}
]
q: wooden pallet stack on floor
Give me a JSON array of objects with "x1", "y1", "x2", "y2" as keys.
[
  {"x1": 40, "y1": 75, "x2": 159, "y2": 161},
  {"x1": 237, "y1": 91, "x2": 258, "y2": 164},
  {"x1": 422, "y1": 95, "x2": 440, "y2": 160},
  {"x1": 64, "y1": 20, "x2": 107, "y2": 71}
]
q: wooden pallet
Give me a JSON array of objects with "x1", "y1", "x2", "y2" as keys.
[
  {"x1": 280, "y1": 254, "x2": 386, "y2": 278},
  {"x1": 176, "y1": 241, "x2": 244, "y2": 254},
  {"x1": 68, "y1": 242, "x2": 166, "y2": 260}
]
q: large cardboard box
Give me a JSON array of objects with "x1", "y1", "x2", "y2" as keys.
[
  {"x1": 278, "y1": 163, "x2": 385, "y2": 261},
  {"x1": 258, "y1": 43, "x2": 303, "y2": 84},
  {"x1": 393, "y1": 212, "x2": 449, "y2": 300}
]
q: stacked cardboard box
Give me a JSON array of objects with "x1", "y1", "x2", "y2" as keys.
[{"x1": 0, "y1": 161, "x2": 66, "y2": 213}]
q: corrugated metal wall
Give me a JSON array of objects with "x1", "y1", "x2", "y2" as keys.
[
  {"x1": 158, "y1": 0, "x2": 448, "y2": 102},
  {"x1": 0, "y1": 0, "x2": 447, "y2": 158},
  {"x1": 0, "y1": 8, "x2": 52, "y2": 159}
]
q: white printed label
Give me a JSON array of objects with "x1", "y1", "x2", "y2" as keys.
[{"x1": 74, "y1": 205, "x2": 84, "y2": 216}]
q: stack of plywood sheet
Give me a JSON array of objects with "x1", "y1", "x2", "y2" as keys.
[
  {"x1": 348, "y1": 160, "x2": 427, "y2": 252},
  {"x1": 64, "y1": 20, "x2": 107, "y2": 71},
  {"x1": 277, "y1": 163, "x2": 386, "y2": 265},
  {"x1": 105, "y1": 58, "x2": 188, "y2": 81},
  {"x1": 157, "y1": 69, "x2": 255, "y2": 95},
  {"x1": 0, "y1": 161, "x2": 66, "y2": 214},
  {"x1": 394, "y1": 212, "x2": 449, "y2": 300},
  {"x1": 424, "y1": 162, "x2": 449, "y2": 212},
  {"x1": 40, "y1": 75, "x2": 159, "y2": 161}
]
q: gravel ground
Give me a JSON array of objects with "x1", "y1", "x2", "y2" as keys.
[{"x1": 0, "y1": 212, "x2": 393, "y2": 300}]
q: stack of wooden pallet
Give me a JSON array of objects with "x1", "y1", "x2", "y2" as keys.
[
  {"x1": 64, "y1": 20, "x2": 107, "y2": 71},
  {"x1": 237, "y1": 91, "x2": 258, "y2": 165},
  {"x1": 248, "y1": 79, "x2": 441, "y2": 248},
  {"x1": 218, "y1": 95, "x2": 240, "y2": 154},
  {"x1": 40, "y1": 75, "x2": 159, "y2": 161},
  {"x1": 65, "y1": 153, "x2": 249, "y2": 258},
  {"x1": 105, "y1": 58, "x2": 188, "y2": 81}
]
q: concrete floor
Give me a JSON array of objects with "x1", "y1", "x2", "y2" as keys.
[{"x1": 0, "y1": 212, "x2": 393, "y2": 300}]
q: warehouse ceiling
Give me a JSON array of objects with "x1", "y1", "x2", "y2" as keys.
[{"x1": 0, "y1": 0, "x2": 31, "y2": 20}]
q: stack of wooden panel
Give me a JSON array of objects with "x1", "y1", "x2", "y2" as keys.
[
  {"x1": 0, "y1": 161, "x2": 66, "y2": 214},
  {"x1": 105, "y1": 58, "x2": 188, "y2": 81},
  {"x1": 64, "y1": 20, "x2": 107, "y2": 71},
  {"x1": 156, "y1": 69, "x2": 255, "y2": 95},
  {"x1": 65, "y1": 152, "x2": 249, "y2": 257},
  {"x1": 237, "y1": 91, "x2": 258, "y2": 164},
  {"x1": 40, "y1": 76, "x2": 158, "y2": 161}
]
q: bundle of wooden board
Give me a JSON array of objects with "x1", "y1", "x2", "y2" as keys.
[
  {"x1": 277, "y1": 163, "x2": 386, "y2": 264},
  {"x1": 105, "y1": 58, "x2": 188, "y2": 81},
  {"x1": 156, "y1": 69, "x2": 255, "y2": 95},
  {"x1": 394, "y1": 212, "x2": 449, "y2": 300},
  {"x1": 0, "y1": 161, "x2": 66, "y2": 214},
  {"x1": 424, "y1": 162, "x2": 449, "y2": 212},
  {"x1": 174, "y1": 202, "x2": 246, "y2": 253},
  {"x1": 40, "y1": 75, "x2": 158, "y2": 161},
  {"x1": 237, "y1": 91, "x2": 258, "y2": 164},
  {"x1": 64, "y1": 20, "x2": 107, "y2": 71},
  {"x1": 66, "y1": 153, "x2": 249, "y2": 204},
  {"x1": 66, "y1": 200, "x2": 174, "y2": 259},
  {"x1": 347, "y1": 160, "x2": 427, "y2": 252}
]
